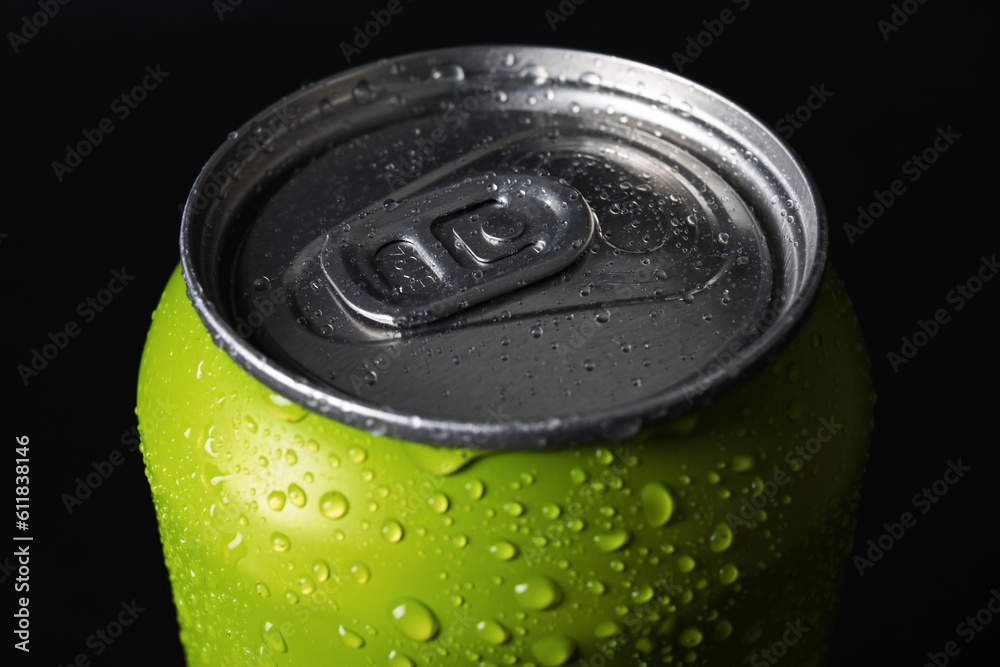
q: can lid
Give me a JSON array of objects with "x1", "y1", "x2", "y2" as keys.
[{"x1": 181, "y1": 46, "x2": 826, "y2": 449}]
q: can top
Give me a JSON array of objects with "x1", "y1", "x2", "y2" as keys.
[{"x1": 181, "y1": 46, "x2": 826, "y2": 449}]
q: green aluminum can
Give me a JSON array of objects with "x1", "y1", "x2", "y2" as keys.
[{"x1": 138, "y1": 47, "x2": 874, "y2": 666}]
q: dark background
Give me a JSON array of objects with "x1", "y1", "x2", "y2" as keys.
[{"x1": 3, "y1": 0, "x2": 996, "y2": 665}]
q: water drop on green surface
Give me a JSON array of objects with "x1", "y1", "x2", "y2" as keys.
[{"x1": 390, "y1": 598, "x2": 440, "y2": 641}]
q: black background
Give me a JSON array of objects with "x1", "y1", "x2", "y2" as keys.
[{"x1": 3, "y1": 0, "x2": 997, "y2": 665}]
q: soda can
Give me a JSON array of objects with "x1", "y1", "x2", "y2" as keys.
[{"x1": 138, "y1": 46, "x2": 874, "y2": 666}]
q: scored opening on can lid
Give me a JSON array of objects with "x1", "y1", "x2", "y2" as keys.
[{"x1": 180, "y1": 46, "x2": 827, "y2": 450}]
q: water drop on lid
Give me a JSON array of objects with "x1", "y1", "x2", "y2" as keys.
[
  {"x1": 352, "y1": 80, "x2": 375, "y2": 104},
  {"x1": 383, "y1": 198, "x2": 398, "y2": 210},
  {"x1": 580, "y1": 72, "x2": 601, "y2": 87},
  {"x1": 431, "y1": 64, "x2": 465, "y2": 81}
]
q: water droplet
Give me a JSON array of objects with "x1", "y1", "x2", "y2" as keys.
[
  {"x1": 313, "y1": 559, "x2": 330, "y2": 582},
  {"x1": 476, "y1": 619, "x2": 511, "y2": 645},
  {"x1": 288, "y1": 483, "x2": 307, "y2": 508},
  {"x1": 631, "y1": 584, "x2": 654, "y2": 603},
  {"x1": 388, "y1": 650, "x2": 416, "y2": 667},
  {"x1": 532, "y1": 634, "x2": 577, "y2": 666},
  {"x1": 268, "y1": 490, "x2": 286, "y2": 511},
  {"x1": 382, "y1": 519, "x2": 404, "y2": 543},
  {"x1": 261, "y1": 622, "x2": 288, "y2": 653},
  {"x1": 384, "y1": 198, "x2": 399, "y2": 210},
  {"x1": 570, "y1": 468, "x2": 588, "y2": 484},
  {"x1": 580, "y1": 72, "x2": 601, "y2": 87},
  {"x1": 465, "y1": 479, "x2": 485, "y2": 499},
  {"x1": 253, "y1": 276, "x2": 271, "y2": 291},
  {"x1": 595, "y1": 620, "x2": 623, "y2": 638},
  {"x1": 677, "y1": 555, "x2": 696, "y2": 573},
  {"x1": 503, "y1": 501, "x2": 524, "y2": 517},
  {"x1": 679, "y1": 626, "x2": 703, "y2": 648},
  {"x1": 514, "y1": 576, "x2": 563, "y2": 609},
  {"x1": 319, "y1": 491, "x2": 349, "y2": 519},
  {"x1": 390, "y1": 598, "x2": 440, "y2": 641},
  {"x1": 595, "y1": 309, "x2": 611, "y2": 324},
  {"x1": 719, "y1": 563, "x2": 739, "y2": 584},
  {"x1": 542, "y1": 503, "x2": 561, "y2": 519},
  {"x1": 709, "y1": 523, "x2": 733, "y2": 553},
  {"x1": 594, "y1": 528, "x2": 631, "y2": 553},
  {"x1": 587, "y1": 580, "x2": 606, "y2": 595},
  {"x1": 431, "y1": 64, "x2": 465, "y2": 81},
  {"x1": 428, "y1": 492, "x2": 450, "y2": 514},
  {"x1": 349, "y1": 446, "x2": 368, "y2": 463},
  {"x1": 490, "y1": 540, "x2": 518, "y2": 561},
  {"x1": 352, "y1": 80, "x2": 375, "y2": 104},
  {"x1": 338, "y1": 625, "x2": 365, "y2": 648},
  {"x1": 530, "y1": 324, "x2": 543, "y2": 338},
  {"x1": 351, "y1": 562, "x2": 371, "y2": 584},
  {"x1": 270, "y1": 532, "x2": 291, "y2": 552},
  {"x1": 717, "y1": 232, "x2": 730, "y2": 245},
  {"x1": 731, "y1": 455, "x2": 754, "y2": 472},
  {"x1": 256, "y1": 582, "x2": 270, "y2": 598}
]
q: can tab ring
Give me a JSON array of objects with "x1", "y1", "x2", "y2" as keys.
[{"x1": 320, "y1": 173, "x2": 595, "y2": 327}]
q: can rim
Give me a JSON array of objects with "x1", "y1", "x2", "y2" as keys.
[{"x1": 180, "y1": 45, "x2": 828, "y2": 449}]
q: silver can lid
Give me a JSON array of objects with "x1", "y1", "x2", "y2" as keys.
[{"x1": 181, "y1": 46, "x2": 826, "y2": 449}]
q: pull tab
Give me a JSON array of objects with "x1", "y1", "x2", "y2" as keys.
[{"x1": 320, "y1": 173, "x2": 595, "y2": 327}]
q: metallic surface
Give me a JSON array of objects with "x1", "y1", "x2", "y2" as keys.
[{"x1": 180, "y1": 46, "x2": 827, "y2": 449}]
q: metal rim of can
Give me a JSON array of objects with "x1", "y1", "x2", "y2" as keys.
[{"x1": 180, "y1": 45, "x2": 827, "y2": 450}]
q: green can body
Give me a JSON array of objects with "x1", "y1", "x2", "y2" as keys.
[{"x1": 138, "y1": 263, "x2": 873, "y2": 666}]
